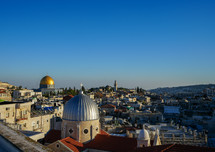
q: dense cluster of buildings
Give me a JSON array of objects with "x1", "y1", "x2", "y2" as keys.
[{"x1": 0, "y1": 76, "x2": 215, "y2": 151}]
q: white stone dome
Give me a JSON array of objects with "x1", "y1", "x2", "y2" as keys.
[
  {"x1": 63, "y1": 93, "x2": 99, "y2": 121},
  {"x1": 138, "y1": 128, "x2": 150, "y2": 140}
]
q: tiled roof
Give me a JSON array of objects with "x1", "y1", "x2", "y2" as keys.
[
  {"x1": 49, "y1": 130, "x2": 215, "y2": 152},
  {"x1": 100, "y1": 129, "x2": 109, "y2": 135},
  {"x1": 125, "y1": 127, "x2": 137, "y2": 131},
  {"x1": 63, "y1": 95, "x2": 74, "y2": 101},
  {"x1": 85, "y1": 134, "x2": 137, "y2": 152},
  {"x1": 44, "y1": 129, "x2": 61, "y2": 143},
  {"x1": 101, "y1": 104, "x2": 116, "y2": 108},
  {"x1": 60, "y1": 137, "x2": 84, "y2": 152},
  {"x1": 136, "y1": 144, "x2": 173, "y2": 152}
]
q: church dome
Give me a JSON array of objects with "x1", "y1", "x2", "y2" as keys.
[
  {"x1": 63, "y1": 92, "x2": 99, "y2": 121},
  {"x1": 138, "y1": 128, "x2": 150, "y2": 140},
  {"x1": 40, "y1": 75, "x2": 55, "y2": 85}
]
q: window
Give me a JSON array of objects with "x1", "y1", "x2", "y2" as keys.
[
  {"x1": 6, "y1": 113, "x2": 9, "y2": 118},
  {"x1": 84, "y1": 129, "x2": 88, "y2": 134},
  {"x1": 23, "y1": 110, "x2": 27, "y2": 115},
  {"x1": 69, "y1": 128, "x2": 73, "y2": 134},
  {"x1": 56, "y1": 144, "x2": 60, "y2": 148},
  {"x1": 36, "y1": 121, "x2": 39, "y2": 128},
  {"x1": 6, "y1": 107, "x2": 10, "y2": 110},
  {"x1": 96, "y1": 127, "x2": 99, "y2": 132},
  {"x1": 32, "y1": 122, "x2": 35, "y2": 127}
]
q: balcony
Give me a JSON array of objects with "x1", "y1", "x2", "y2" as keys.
[{"x1": 16, "y1": 116, "x2": 28, "y2": 121}]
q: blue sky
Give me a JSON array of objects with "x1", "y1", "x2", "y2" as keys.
[{"x1": 1, "y1": 0, "x2": 215, "y2": 89}]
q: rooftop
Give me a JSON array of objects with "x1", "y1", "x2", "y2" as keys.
[{"x1": 0, "y1": 122, "x2": 53, "y2": 152}]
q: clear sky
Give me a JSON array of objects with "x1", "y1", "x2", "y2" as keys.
[{"x1": 1, "y1": 0, "x2": 215, "y2": 90}]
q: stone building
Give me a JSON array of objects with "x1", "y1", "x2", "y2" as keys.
[
  {"x1": 0, "y1": 88, "x2": 12, "y2": 101},
  {"x1": 13, "y1": 89, "x2": 42, "y2": 100},
  {"x1": 38, "y1": 75, "x2": 63, "y2": 95},
  {"x1": 0, "y1": 101, "x2": 63, "y2": 134},
  {"x1": 44, "y1": 91, "x2": 215, "y2": 152}
]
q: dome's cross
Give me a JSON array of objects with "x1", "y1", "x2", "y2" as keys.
[{"x1": 80, "y1": 83, "x2": 84, "y2": 94}]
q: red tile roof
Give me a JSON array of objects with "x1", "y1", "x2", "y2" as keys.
[
  {"x1": 136, "y1": 144, "x2": 172, "y2": 152},
  {"x1": 63, "y1": 95, "x2": 74, "y2": 101},
  {"x1": 47, "y1": 130, "x2": 215, "y2": 152},
  {"x1": 100, "y1": 129, "x2": 109, "y2": 135},
  {"x1": 60, "y1": 137, "x2": 84, "y2": 152},
  {"x1": 85, "y1": 134, "x2": 137, "y2": 152},
  {"x1": 44, "y1": 129, "x2": 61, "y2": 143},
  {"x1": 125, "y1": 127, "x2": 138, "y2": 131},
  {"x1": 101, "y1": 104, "x2": 116, "y2": 108}
]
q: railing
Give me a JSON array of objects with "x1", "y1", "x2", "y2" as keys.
[
  {"x1": 7, "y1": 123, "x2": 22, "y2": 130},
  {"x1": 161, "y1": 137, "x2": 207, "y2": 146}
]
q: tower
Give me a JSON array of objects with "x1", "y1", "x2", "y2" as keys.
[{"x1": 114, "y1": 80, "x2": 118, "y2": 92}]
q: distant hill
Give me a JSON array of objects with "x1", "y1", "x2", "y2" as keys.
[
  {"x1": 149, "y1": 84, "x2": 215, "y2": 95},
  {"x1": 0, "y1": 81, "x2": 16, "y2": 89}
]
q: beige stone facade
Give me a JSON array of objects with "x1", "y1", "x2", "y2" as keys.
[
  {"x1": 48, "y1": 141, "x2": 72, "y2": 152},
  {"x1": 13, "y1": 89, "x2": 42, "y2": 100},
  {"x1": 0, "y1": 101, "x2": 63, "y2": 134},
  {"x1": 61, "y1": 119, "x2": 100, "y2": 143},
  {"x1": 0, "y1": 88, "x2": 12, "y2": 101}
]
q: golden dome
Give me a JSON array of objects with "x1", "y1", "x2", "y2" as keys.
[{"x1": 40, "y1": 75, "x2": 55, "y2": 85}]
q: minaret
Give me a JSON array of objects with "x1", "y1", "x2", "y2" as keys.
[{"x1": 114, "y1": 80, "x2": 118, "y2": 92}]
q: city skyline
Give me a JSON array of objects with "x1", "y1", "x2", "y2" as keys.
[{"x1": 1, "y1": 0, "x2": 215, "y2": 89}]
